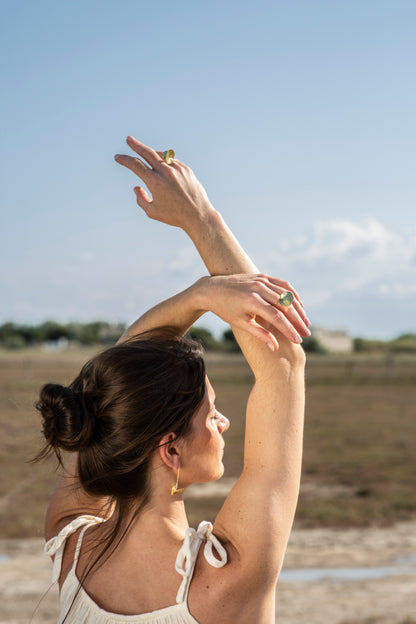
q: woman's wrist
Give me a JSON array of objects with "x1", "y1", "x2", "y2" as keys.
[
  {"x1": 189, "y1": 276, "x2": 212, "y2": 315},
  {"x1": 183, "y1": 204, "x2": 222, "y2": 240}
]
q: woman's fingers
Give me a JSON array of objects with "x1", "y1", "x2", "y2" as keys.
[
  {"x1": 114, "y1": 153, "x2": 151, "y2": 180},
  {"x1": 275, "y1": 294, "x2": 310, "y2": 333},
  {"x1": 267, "y1": 276, "x2": 304, "y2": 307},
  {"x1": 245, "y1": 317, "x2": 279, "y2": 352},
  {"x1": 268, "y1": 287, "x2": 309, "y2": 331},
  {"x1": 134, "y1": 187, "x2": 152, "y2": 211},
  {"x1": 126, "y1": 136, "x2": 163, "y2": 169},
  {"x1": 252, "y1": 297, "x2": 304, "y2": 344},
  {"x1": 291, "y1": 298, "x2": 310, "y2": 326},
  {"x1": 266, "y1": 307, "x2": 303, "y2": 344},
  {"x1": 207, "y1": 274, "x2": 309, "y2": 346},
  {"x1": 275, "y1": 301, "x2": 310, "y2": 337},
  {"x1": 257, "y1": 277, "x2": 310, "y2": 327},
  {"x1": 114, "y1": 138, "x2": 171, "y2": 180},
  {"x1": 254, "y1": 281, "x2": 310, "y2": 334},
  {"x1": 154, "y1": 151, "x2": 189, "y2": 176}
]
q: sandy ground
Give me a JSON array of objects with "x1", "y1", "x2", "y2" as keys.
[
  {"x1": 1, "y1": 522, "x2": 415, "y2": 624},
  {"x1": 276, "y1": 522, "x2": 416, "y2": 624}
]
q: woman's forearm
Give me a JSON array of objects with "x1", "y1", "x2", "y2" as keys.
[
  {"x1": 185, "y1": 209, "x2": 258, "y2": 276},
  {"x1": 117, "y1": 281, "x2": 206, "y2": 344}
]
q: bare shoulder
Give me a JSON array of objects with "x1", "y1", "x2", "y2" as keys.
[
  {"x1": 44, "y1": 499, "x2": 104, "y2": 542},
  {"x1": 44, "y1": 508, "x2": 78, "y2": 543}
]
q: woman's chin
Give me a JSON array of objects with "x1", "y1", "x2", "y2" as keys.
[
  {"x1": 212, "y1": 463, "x2": 225, "y2": 481},
  {"x1": 193, "y1": 462, "x2": 225, "y2": 485}
]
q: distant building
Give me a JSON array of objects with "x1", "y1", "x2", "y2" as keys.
[{"x1": 312, "y1": 327, "x2": 353, "y2": 354}]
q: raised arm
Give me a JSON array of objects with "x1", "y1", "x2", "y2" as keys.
[
  {"x1": 115, "y1": 138, "x2": 309, "y2": 349},
  {"x1": 44, "y1": 272, "x2": 300, "y2": 540},
  {"x1": 115, "y1": 138, "x2": 309, "y2": 583}
]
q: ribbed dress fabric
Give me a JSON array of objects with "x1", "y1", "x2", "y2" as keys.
[{"x1": 45, "y1": 515, "x2": 227, "y2": 624}]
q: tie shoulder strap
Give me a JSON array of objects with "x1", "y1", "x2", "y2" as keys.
[
  {"x1": 175, "y1": 521, "x2": 228, "y2": 604},
  {"x1": 44, "y1": 514, "x2": 105, "y2": 584}
]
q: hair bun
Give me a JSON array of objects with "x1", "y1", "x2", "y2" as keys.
[{"x1": 36, "y1": 383, "x2": 95, "y2": 452}]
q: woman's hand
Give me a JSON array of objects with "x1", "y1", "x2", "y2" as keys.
[
  {"x1": 196, "y1": 274, "x2": 310, "y2": 351},
  {"x1": 114, "y1": 137, "x2": 311, "y2": 349},
  {"x1": 115, "y1": 137, "x2": 215, "y2": 230}
]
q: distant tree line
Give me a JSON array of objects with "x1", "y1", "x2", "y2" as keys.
[
  {"x1": 353, "y1": 334, "x2": 416, "y2": 354},
  {"x1": 187, "y1": 327, "x2": 241, "y2": 352},
  {"x1": 0, "y1": 321, "x2": 125, "y2": 349},
  {"x1": 1, "y1": 321, "x2": 415, "y2": 353},
  {"x1": 0, "y1": 321, "x2": 242, "y2": 352}
]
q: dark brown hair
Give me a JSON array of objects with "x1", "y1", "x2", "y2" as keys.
[{"x1": 35, "y1": 328, "x2": 206, "y2": 608}]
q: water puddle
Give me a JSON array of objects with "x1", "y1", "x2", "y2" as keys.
[{"x1": 280, "y1": 553, "x2": 416, "y2": 583}]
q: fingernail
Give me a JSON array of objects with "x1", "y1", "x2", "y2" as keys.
[
  {"x1": 293, "y1": 334, "x2": 303, "y2": 344},
  {"x1": 114, "y1": 154, "x2": 120, "y2": 160},
  {"x1": 304, "y1": 328, "x2": 311, "y2": 337},
  {"x1": 267, "y1": 341, "x2": 276, "y2": 352}
]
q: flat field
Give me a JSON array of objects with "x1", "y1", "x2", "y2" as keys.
[{"x1": 0, "y1": 347, "x2": 415, "y2": 537}]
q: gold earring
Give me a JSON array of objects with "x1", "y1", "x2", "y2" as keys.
[{"x1": 170, "y1": 465, "x2": 185, "y2": 495}]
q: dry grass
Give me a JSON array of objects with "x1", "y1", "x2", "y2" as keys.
[{"x1": 1, "y1": 348, "x2": 415, "y2": 537}]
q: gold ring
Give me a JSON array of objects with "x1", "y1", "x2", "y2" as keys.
[
  {"x1": 162, "y1": 149, "x2": 175, "y2": 164},
  {"x1": 278, "y1": 291, "x2": 294, "y2": 307}
]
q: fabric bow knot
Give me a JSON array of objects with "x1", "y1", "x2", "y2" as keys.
[
  {"x1": 175, "y1": 521, "x2": 227, "y2": 603},
  {"x1": 44, "y1": 515, "x2": 105, "y2": 584}
]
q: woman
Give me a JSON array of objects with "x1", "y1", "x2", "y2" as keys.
[{"x1": 38, "y1": 137, "x2": 310, "y2": 624}]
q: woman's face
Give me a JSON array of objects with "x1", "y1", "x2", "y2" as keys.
[{"x1": 183, "y1": 377, "x2": 230, "y2": 484}]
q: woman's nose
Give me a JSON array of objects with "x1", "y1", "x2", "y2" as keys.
[{"x1": 217, "y1": 412, "x2": 230, "y2": 433}]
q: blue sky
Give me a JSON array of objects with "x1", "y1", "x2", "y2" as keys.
[{"x1": 1, "y1": 0, "x2": 415, "y2": 338}]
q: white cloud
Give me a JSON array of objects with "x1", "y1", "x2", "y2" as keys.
[
  {"x1": 261, "y1": 218, "x2": 416, "y2": 337},
  {"x1": 267, "y1": 217, "x2": 416, "y2": 295}
]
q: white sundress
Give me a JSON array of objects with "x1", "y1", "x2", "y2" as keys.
[{"x1": 45, "y1": 515, "x2": 227, "y2": 624}]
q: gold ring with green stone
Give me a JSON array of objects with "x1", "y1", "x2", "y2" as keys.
[
  {"x1": 278, "y1": 291, "x2": 294, "y2": 307},
  {"x1": 162, "y1": 149, "x2": 175, "y2": 164}
]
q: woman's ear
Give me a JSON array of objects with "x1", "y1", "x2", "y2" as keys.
[{"x1": 158, "y1": 433, "x2": 181, "y2": 469}]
